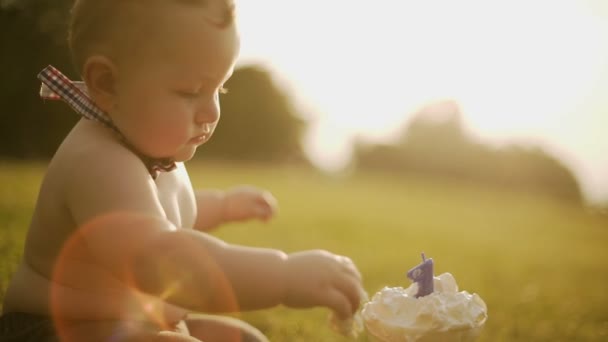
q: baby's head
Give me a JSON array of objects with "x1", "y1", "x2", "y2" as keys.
[
  {"x1": 68, "y1": 0, "x2": 240, "y2": 162},
  {"x1": 68, "y1": 0, "x2": 237, "y2": 73}
]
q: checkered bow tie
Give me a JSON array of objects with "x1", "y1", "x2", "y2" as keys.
[{"x1": 37, "y1": 65, "x2": 176, "y2": 179}]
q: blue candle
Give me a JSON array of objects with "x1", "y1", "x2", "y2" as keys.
[{"x1": 406, "y1": 253, "x2": 434, "y2": 298}]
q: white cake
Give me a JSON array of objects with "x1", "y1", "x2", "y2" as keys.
[{"x1": 361, "y1": 273, "x2": 487, "y2": 342}]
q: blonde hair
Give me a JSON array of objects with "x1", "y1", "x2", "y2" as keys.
[{"x1": 68, "y1": 0, "x2": 236, "y2": 73}]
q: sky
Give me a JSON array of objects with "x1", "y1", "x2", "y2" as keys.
[{"x1": 234, "y1": 0, "x2": 608, "y2": 203}]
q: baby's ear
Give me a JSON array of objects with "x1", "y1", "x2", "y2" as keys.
[{"x1": 82, "y1": 56, "x2": 118, "y2": 113}]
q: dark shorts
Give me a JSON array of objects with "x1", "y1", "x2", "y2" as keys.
[
  {"x1": 0, "y1": 312, "x2": 183, "y2": 342},
  {"x1": 0, "y1": 312, "x2": 269, "y2": 342},
  {"x1": 0, "y1": 312, "x2": 58, "y2": 342},
  {"x1": 0, "y1": 312, "x2": 188, "y2": 342}
]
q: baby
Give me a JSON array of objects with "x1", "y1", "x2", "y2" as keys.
[{"x1": 0, "y1": 1, "x2": 364, "y2": 341}]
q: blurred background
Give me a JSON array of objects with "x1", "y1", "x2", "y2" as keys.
[{"x1": 1, "y1": 0, "x2": 607, "y2": 341}]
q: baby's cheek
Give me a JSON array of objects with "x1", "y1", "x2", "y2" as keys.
[
  {"x1": 160, "y1": 116, "x2": 192, "y2": 144},
  {"x1": 135, "y1": 118, "x2": 180, "y2": 154},
  {"x1": 140, "y1": 101, "x2": 193, "y2": 147}
]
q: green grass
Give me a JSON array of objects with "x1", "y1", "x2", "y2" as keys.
[{"x1": 1, "y1": 161, "x2": 607, "y2": 341}]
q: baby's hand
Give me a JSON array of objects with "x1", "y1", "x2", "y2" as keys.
[
  {"x1": 223, "y1": 185, "x2": 277, "y2": 223},
  {"x1": 283, "y1": 250, "x2": 364, "y2": 320}
]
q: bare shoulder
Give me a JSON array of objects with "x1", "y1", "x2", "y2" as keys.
[
  {"x1": 52, "y1": 119, "x2": 165, "y2": 225},
  {"x1": 55, "y1": 119, "x2": 148, "y2": 177}
]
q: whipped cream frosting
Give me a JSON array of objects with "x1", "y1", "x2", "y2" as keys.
[{"x1": 362, "y1": 273, "x2": 487, "y2": 340}]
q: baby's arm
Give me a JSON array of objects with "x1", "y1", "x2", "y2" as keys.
[
  {"x1": 67, "y1": 148, "x2": 362, "y2": 317},
  {"x1": 193, "y1": 186, "x2": 277, "y2": 231},
  {"x1": 65, "y1": 148, "x2": 291, "y2": 311}
]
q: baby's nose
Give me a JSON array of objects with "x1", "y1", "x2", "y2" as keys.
[{"x1": 194, "y1": 102, "x2": 220, "y2": 125}]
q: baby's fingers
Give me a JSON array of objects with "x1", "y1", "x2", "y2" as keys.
[
  {"x1": 333, "y1": 273, "x2": 364, "y2": 316},
  {"x1": 325, "y1": 287, "x2": 353, "y2": 320},
  {"x1": 337, "y1": 255, "x2": 362, "y2": 281},
  {"x1": 256, "y1": 193, "x2": 277, "y2": 221}
]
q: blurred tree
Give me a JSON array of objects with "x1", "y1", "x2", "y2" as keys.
[
  {"x1": 0, "y1": 0, "x2": 75, "y2": 159},
  {"x1": 0, "y1": 2, "x2": 307, "y2": 164},
  {"x1": 354, "y1": 100, "x2": 583, "y2": 203}
]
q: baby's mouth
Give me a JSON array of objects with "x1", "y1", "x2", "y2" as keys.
[
  {"x1": 190, "y1": 125, "x2": 213, "y2": 144},
  {"x1": 189, "y1": 133, "x2": 208, "y2": 145}
]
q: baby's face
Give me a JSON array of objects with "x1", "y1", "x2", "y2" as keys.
[{"x1": 109, "y1": 2, "x2": 240, "y2": 162}]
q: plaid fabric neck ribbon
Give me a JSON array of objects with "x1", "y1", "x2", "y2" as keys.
[{"x1": 37, "y1": 65, "x2": 176, "y2": 179}]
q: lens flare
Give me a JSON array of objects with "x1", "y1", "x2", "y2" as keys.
[{"x1": 50, "y1": 211, "x2": 238, "y2": 341}]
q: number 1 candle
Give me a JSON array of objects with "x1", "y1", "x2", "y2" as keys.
[{"x1": 406, "y1": 253, "x2": 434, "y2": 298}]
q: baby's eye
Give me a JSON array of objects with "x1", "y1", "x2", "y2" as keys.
[{"x1": 175, "y1": 90, "x2": 199, "y2": 99}]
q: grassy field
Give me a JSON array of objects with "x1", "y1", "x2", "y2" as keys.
[{"x1": 1, "y1": 161, "x2": 607, "y2": 341}]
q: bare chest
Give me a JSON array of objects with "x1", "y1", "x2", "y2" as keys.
[{"x1": 154, "y1": 166, "x2": 196, "y2": 228}]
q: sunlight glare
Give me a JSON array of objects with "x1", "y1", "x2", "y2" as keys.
[{"x1": 237, "y1": 0, "x2": 608, "y2": 201}]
